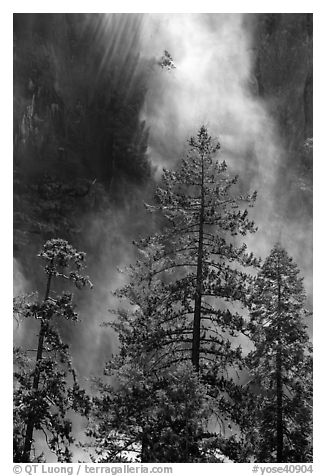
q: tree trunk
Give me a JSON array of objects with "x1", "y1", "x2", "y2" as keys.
[
  {"x1": 276, "y1": 344, "x2": 283, "y2": 462},
  {"x1": 192, "y1": 154, "x2": 205, "y2": 372},
  {"x1": 22, "y1": 273, "x2": 52, "y2": 462},
  {"x1": 276, "y1": 261, "x2": 283, "y2": 462}
]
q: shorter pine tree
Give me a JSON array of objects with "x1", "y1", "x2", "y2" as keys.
[
  {"x1": 244, "y1": 244, "x2": 312, "y2": 463},
  {"x1": 14, "y1": 239, "x2": 92, "y2": 462}
]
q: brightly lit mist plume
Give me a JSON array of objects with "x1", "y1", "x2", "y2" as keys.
[{"x1": 138, "y1": 13, "x2": 312, "y2": 306}]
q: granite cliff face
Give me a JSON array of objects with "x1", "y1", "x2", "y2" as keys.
[
  {"x1": 13, "y1": 14, "x2": 153, "y2": 261},
  {"x1": 13, "y1": 14, "x2": 151, "y2": 183},
  {"x1": 252, "y1": 13, "x2": 312, "y2": 215}
]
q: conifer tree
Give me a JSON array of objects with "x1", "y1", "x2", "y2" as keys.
[
  {"x1": 135, "y1": 125, "x2": 259, "y2": 374},
  {"x1": 14, "y1": 239, "x2": 92, "y2": 462},
  {"x1": 88, "y1": 126, "x2": 260, "y2": 462},
  {"x1": 245, "y1": 244, "x2": 312, "y2": 462}
]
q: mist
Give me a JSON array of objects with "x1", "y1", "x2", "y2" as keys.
[{"x1": 139, "y1": 13, "x2": 312, "y2": 305}]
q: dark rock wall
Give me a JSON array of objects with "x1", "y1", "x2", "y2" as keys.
[
  {"x1": 251, "y1": 13, "x2": 313, "y2": 217},
  {"x1": 13, "y1": 14, "x2": 153, "y2": 257}
]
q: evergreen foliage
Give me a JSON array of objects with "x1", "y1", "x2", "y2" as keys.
[
  {"x1": 244, "y1": 245, "x2": 312, "y2": 462},
  {"x1": 134, "y1": 126, "x2": 259, "y2": 373},
  {"x1": 87, "y1": 360, "x2": 223, "y2": 462},
  {"x1": 14, "y1": 239, "x2": 92, "y2": 462},
  {"x1": 87, "y1": 127, "x2": 260, "y2": 462}
]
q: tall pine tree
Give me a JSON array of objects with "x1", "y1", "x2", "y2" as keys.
[
  {"x1": 135, "y1": 125, "x2": 259, "y2": 374},
  {"x1": 88, "y1": 126, "x2": 260, "y2": 462}
]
